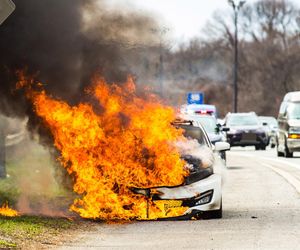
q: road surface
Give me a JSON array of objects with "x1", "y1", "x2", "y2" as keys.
[{"x1": 59, "y1": 148, "x2": 300, "y2": 250}]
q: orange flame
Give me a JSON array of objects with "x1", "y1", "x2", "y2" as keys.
[
  {"x1": 0, "y1": 202, "x2": 19, "y2": 217},
  {"x1": 20, "y1": 75, "x2": 188, "y2": 220}
]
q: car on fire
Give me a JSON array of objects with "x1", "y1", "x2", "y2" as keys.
[
  {"x1": 223, "y1": 112, "x2": 268, "y2": 150},
  {"x1": 183, "y1": 114, "x2": 228, "y2": 162},
  {"x1": 133, "y1": 120, "x2": 230, "y2": 219}
]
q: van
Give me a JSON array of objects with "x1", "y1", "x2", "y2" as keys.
[{"x1": 277, "y1": 91, "x2": 300, "y2": 157}]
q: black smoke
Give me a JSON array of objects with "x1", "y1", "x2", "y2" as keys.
[{"x1": 0, "y1": 0, "x2": 158, "y2": 118}]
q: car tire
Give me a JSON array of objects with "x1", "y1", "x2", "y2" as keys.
[
  {"x1": 271, "y1": 144, "x2": 275, "y2": 149},
  {"x1": 284, "y1": 144, "x2": 293, "y2": 158},
  {"x1": 255, "y1": 145, "x2": 260, "y2": 150},
  {"x1": 277, "y1": 146, "x2": 284, "y2": 157},
  {"x1": 260, "y1": 145, "x2": 266, "y2": 150},
  {"x1": 220, "y1": 151, "x2": 226, "y2": 163},
  {"x1": 202, "y1": 201, "x2": 222, "y2": 219}
]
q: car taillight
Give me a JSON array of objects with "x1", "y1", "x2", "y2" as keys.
[
  {"x1": 195, "y1": 110, "x2": 213, "y2": 115},
  {"x1": 288, "y1": 134, "x2": 300, "y2": 139}
]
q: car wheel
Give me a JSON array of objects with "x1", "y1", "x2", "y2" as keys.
[
  {"x1": 277, "y1": 145, "x2": 284, "y2": 157},
  {"x1": 284, "y1": 144, "x2": 293, "y2": 158},
  {"x1": 202, "y1": 201, "x2": 222, "y2": 219},
  {"x1": 271, "y1": 144, "x2": 275, "y2": 149},
  {"x1": 255, "y1": 145, "x2": 260, "y2": 150},
  {"x1": 220, "y1": 151, "x2": 226, "y2": 163},
  {"x1": 260, "y1": 145, "x2": 266, "y2": 150}
]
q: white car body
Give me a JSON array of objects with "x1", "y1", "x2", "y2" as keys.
[{"x1": 143, "y1": 122, "x2": 228, "y2": 219}]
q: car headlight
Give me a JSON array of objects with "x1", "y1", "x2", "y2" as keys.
[{"x1": 227, "y1": 129, "x2": 237, "y2": 134}]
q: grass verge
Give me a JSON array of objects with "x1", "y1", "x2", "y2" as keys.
[{"x1": 0, "y1": 215, "x2": 83, "y2": 248}]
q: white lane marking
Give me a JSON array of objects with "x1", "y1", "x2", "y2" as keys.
[
  {"x1": 228, "y1": 151, "x2": 300, "y2": 194},
  {"x1": 261, "y1": 163, "x2": 300, "y2": 194},
  {"x1": 229, "y1": 152, "x2": 300, "y2": 170}
]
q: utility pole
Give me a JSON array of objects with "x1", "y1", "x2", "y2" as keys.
[{"x1": 228, "y1": 0, "x2": 245, "y2": 113}]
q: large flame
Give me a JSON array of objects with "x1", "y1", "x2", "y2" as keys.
[
  {"x1": 19, "y1": 75, "x2": 188, "y2": 220},
  {"x1": 0, "y1": 202, "x2": 19, "y2": 217}
]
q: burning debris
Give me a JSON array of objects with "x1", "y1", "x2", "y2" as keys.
[
  {"x1": 17, "y1": 74, "x2": 190, "y2": 220},
  {"x1": 0, "y1": 202, "x2": 19, "y2": 217}
]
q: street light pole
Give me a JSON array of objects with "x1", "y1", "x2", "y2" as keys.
[
  {"x1": 151, "y1": 27, "x2": 169, "y2": 97},
  {"x1": 228, "y1": 0, "x2": 245, "y2": 113}
]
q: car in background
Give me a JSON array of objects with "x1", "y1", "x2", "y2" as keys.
[
  {"x1": 180, "y1": 104, "x2": 218, "y2": 118},
  {"x1": 223, "y1": 112, "x2": 268, "y2": 150},
  {"x1": 277, "y1": 91, "x2": 300, "y2": 158},
  {"x1": 259, "y1": 116, "x2": 279, "y2": 148},
  {"x1": 133, "y1": 120, "x2": 230, "y2": 219},
  {"x1": 183, "y1": 115, "x2": 228, "y2": 162}
]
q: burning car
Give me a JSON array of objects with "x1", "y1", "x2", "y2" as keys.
[
  {"x1": 133, "y1": 120, "x2": 229, "y2": 219},
  {"x1": 18, "y1": 75, "x2": 229, "y2": 221}
]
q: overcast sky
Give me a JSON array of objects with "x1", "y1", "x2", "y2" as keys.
[
  {"x1": 104, "y1": 0, "x2": 299, "y2": 44},
  {"x1": 104, "y1": 0, "x2": 258, "y2": 43}
]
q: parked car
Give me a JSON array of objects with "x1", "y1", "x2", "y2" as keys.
[
  {"x1": 277, "y1": 91, "x2": 300, "y2": 158},
  {"x1": 259, "y1": 116, "x2": 279, "y2": 148},
  {"x1": 223, "y1": 112, "x2": 268, "y2": 150},
  {"x1": 133, "y1": 120, "x2": 230, "y2": 219}
]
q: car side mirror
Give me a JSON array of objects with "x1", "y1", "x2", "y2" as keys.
[
  {"x1": 214, "y1": 142, "x2": 230, "y2": 151},
  {"x1": 222, "y1": 127, "x2": 230, "y2": 132}
]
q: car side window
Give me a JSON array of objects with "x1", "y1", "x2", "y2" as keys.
[{"x1": 279, "y1": 102, "x2": 287, "y2": 117}]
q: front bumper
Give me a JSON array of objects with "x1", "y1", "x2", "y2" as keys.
[
  {"x1": 154, "y1": 173, "x2": 222, "y2": 215},
  {"x1": 227, "y1": 133, "x2": 268, "y2": 146}
]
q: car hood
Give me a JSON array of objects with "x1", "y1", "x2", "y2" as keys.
[
  {"x1": 229, "y1": 125, "x2": 264, "y2": 132},
  {"x1": 288, "y1": 119, "x2": 300, "y2": 127}
]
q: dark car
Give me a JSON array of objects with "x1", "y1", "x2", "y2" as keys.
[{"x1": 224, "y1": 112, "x2": 268, "y2": 150}]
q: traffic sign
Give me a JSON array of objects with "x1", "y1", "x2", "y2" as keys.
[{"x1": 187, "y1": 92, "x2": 204, "y2": 105}]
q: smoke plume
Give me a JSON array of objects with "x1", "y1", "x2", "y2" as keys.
[
  {"x1": 0, "y1": 0, "x2": 158, "y2": 118},
  {"x1": 0, "y1": 0, "x2": 159, "y2": 216}
]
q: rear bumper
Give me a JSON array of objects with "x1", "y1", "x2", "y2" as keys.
[
  {"x1": 287, "y1": 139, "x2": 300, "y2": 152},
  {"x1": 155, "y1": 173, "x2": 222, "y2": 213}
]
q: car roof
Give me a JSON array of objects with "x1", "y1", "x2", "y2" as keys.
[
  {"x1": 227, "y1": 112, "x2": 257, "y2": 117},
  {"x1": 186, "y1": 115, "x2": 216, "y2": 121},
  {"x1": 283, "y1": 91, "x2": 300, "y2": 102}
]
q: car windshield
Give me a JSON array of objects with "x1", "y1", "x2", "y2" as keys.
[
  {"x1": 287, "y1": 103, "x2": 300, "y2": 119},
  {"x1": 227, "y1": 115, "x2": 259, "y2": 126},
  {"x1": 179, "y1": 125, "x2": 207, "y2": 145},
  {"x1": 259, "y1": 117, "x2": 278, "y2": 128},
  {"x1": 188, "y1": 116, "x2": 216, "y2": 134}
]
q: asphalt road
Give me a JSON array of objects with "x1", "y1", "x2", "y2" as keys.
[{"x1": 60, "y1": 147, "x2": 300, "y2": 250}]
